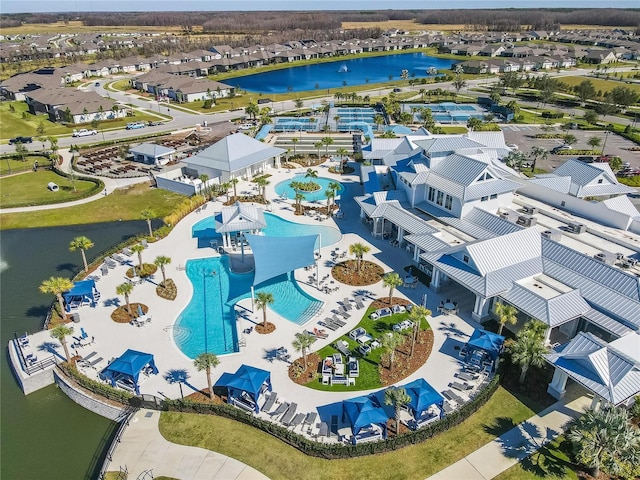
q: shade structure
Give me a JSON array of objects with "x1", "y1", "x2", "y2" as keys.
[
  {"x1": 467, "y1": 329, "x2": 505, "y2": 359},
  {"x1": 63, "y1": 279, "x2": 99, "y2": 311},
  {"x1": 99, "y1": 349, "x2": 158, "y2": 394},
  {"x1": 214, "y1": 364, "x2": 272, "y2": 413},
  {"x1": 402, "y1": 378, "x2": 444, "y2": 416},
  {"x1": 342, "y1": 395, "x2": 389, "y2": 436},
  {"x1": 246, "y1": 233, "x2": 318, "y2": 286}
]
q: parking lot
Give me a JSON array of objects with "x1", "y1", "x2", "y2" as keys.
[{"x1": 501, "y1": 125, "x2": 640, "y2": 172}]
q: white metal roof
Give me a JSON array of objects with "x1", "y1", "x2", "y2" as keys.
[
  {"x1": 216, "y1": 202, "x2": 267, "y2": 233},
  {"x1": 129, "y1": 143, "x2": 175, "y2": 158},
  {"x1": 601, "y1": 195, "x2": 640, "y2": 219},
  {"x1": 527, "y1": 175, "x2": 572, "y2": 194}
]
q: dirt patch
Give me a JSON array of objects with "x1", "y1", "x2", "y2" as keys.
[
  {"x1": 255, "y1": 322, "x2": 276, "y2": 334},
  {"x1": 379, "y1": 329, "x2": 434, "y2": 387},
  {"x1": 184, "y1": 390, "x2": 225, "y2": 404},
  {"x1": 110, "y1": 303, "x2": 148, "y2": 323},
  {"x1": 332, "y1": 259, "x2": 384, "y2": 286}
]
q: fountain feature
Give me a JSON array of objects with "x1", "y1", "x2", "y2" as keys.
[{"x1": 338, "y1": 64, "x2": 348, "y2": 73}]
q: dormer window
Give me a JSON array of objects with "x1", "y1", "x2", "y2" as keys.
[
  {"x1": 597, "y1": 179, "x2": 603, "y2": 184},
  {"x1": 463, "y1": 255, "x2": 469, "y2": 264}
]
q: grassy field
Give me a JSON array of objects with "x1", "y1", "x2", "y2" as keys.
[
  {"x1": 156, "y1": 386, "x2": 535, "y2": 480},
  {"x1": 0, "y1": 183, "x2": 185, "y2": 230},
  {"x1": 0, "y1": 101, "x2": 71, "y2": 138},
  {"x1": 0, "y1": 155, "x2": 53, "y2": 175},
  {"x1": 0, "y1": 170, "x2": 98, "y2": 208},
  {"x1": 495, "y1": 436, "x2": 578, "y2": 480},
  {"x1": 557, "y1": 76, "x2": 640, "y2": 95},
  {"x1": 0, "y1": 20, "x2": 188, "y2": 35}
]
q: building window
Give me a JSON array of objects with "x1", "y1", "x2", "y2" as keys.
[
  {"x1": 481, "y1": 196, "x2": 489, "y2": 202},
  {"x1": 597, "y1": 179, "x2": 603, "y2": 184},
  {"x1": 445, "y1": 194, "x2": 452, "y2": 210},
  {"x1": 428, "y1": 187, "x2": 435, "y2": 202},
  {"x1": 463, "y1": 255, "x2": 469, "y2": 263},
  {"x1": 490, "y1": 193, "x2": 497, "y2": 199},
  {"x1": 436, "y1": 191, "x2": 444, "y2": 206},
  {"x1": 561, "y1": 201, "x2": 566, "y2": 207}
]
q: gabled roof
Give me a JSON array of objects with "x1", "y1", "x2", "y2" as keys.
[
  {"x1": 527, "y1": 175, "x2": 572, "y2": 193},
  {"x1": 185, "y1": 133, "x2": 286, "y2": 173},
  {"x1": 370, "y1": 202, "x2": 437, "y2": 235},
  {"x1": 601, "y1": 195, "x2": 640, "y2": 219},
  {"x1": 216, "y1": 202, "x2": 266, "y2": 233},
  {"x1": 465, "y1": 227, "x2": 542, "y2": 276},
  {"x1": 546, "y1": 331, "x2": 640, "y2": 405},
  {"x1": 129, "y1": 143, "x2": 175, "y2": 158},
  {"x1": 551, "y1": 159, "x2": 634, "y2": 197},
  {"x1": 413, "y1": 135, "x2": 485, "y2": 155}
]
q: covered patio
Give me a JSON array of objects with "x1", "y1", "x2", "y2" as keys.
[
  {"x1": 63, "y1": 279, "x2": 101, "y2": 311},
  {"x1": 214, "y1": 364, "x2": 272, "y2": 413},
  {"x1": 460, "y1": 329, "x2": 505, "y2": 373},
  {"x1": 401, "y1": 378, "x2": 444, "y2": 430},
  {"x1": 342, "y1": 394, "x2": 389, "y2": 444},
  {"x1": 215, "y1": 202, "x2": 267, "y2": 251},
  {"x1": 99, "y1": 349, "x2": 158, "y2": 394}
]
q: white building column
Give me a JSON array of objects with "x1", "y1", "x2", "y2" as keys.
[
  {"x1": 396, "y1": 227, "x2": 404, "y2": 243},
  {"x1": 430, "y1": 268, "x2": 442, "y2": 292},
  {"x1": 547, "y1": 368, "x2": 568, "y2": 400},
  {"x1": 413, "y1": 247, "x2": 421, "y2": 263},
  {"x1": 471, "y1": 294, "x2": 491, "y2": 322}
]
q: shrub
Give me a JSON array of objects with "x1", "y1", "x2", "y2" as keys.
[
  {"x1": 57, "y1": 363, "x2": 135, "y2": 405},
  {"x1": 541, "y1": 111, "x2": 564, "y2": 119}
]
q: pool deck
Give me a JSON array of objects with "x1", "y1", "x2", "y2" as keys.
[{"x1": 28, "y1": 159, "x2": 480, "y2": 420}]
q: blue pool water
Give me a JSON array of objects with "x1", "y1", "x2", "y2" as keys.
[
  {"x1": 274, "y1": 175, "x2": 344, "y2": 203},
  {"x1": 403, "y1": 102, "x2": 486, "y2": 124},
  {"x1": 229, "y1": 53, "x2": 455, "y2": 93}
]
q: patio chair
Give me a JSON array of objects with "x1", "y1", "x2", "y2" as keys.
[
  {"x1": 100, "y1": 265, "x2": 109, "y2": 276},
  {"x1": 342, "y1": 298, "x2": 352, "y2": 311},
  {"x1": 281, "y1": 403, "x2": 298, "y2": 426},
  {"x1": 304, "y1": 412, "x2": 317, "y2": 428},
  {"x1": 290, "y1": 413, "x2": 305, "y2": 428},
  {"x1": 262, "y1": 392, "x2": 278, "y2": 413},
  {"x1": 122, "y1": 247, "x2": 133, "y2": 257},
  {"x1": 141, "y1": 239, "x2": 149, "y2": 249},
  {"x1": 271, "y1": 402, "x2": 289, "y2": 418},
  {"x1": 354, "y1": 296, "x2": 365, "y2": 310}
]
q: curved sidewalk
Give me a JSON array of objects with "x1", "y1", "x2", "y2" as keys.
[{"x1": 109, "y1": 408, "x2": 268, "y2": 480}]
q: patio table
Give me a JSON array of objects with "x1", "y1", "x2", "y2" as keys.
[{"x1": 443, "y1": 302, "x2": 455, "y2": 313}]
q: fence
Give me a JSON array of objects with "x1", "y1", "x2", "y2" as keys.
[{"x1": 97, "y1": 407, "x2": 137, "y2": 480}]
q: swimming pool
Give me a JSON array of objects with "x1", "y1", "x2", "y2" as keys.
[
  {"x1": 402, "y1": 102, "x2": 487, "y2": 124},
  {"x1": 274, "y1": 175, "x2": 344, "y2": 203}
]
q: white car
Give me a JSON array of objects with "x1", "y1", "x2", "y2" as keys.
[
  {"x1": 237, "y1": 124, "x2": 254, "y2": 131},
  {"x1": 72, "y1": 129, "x2": 97, "y2": 137},
  {"x1": 506, "y1": 143, "x2": 518, "y2": 150}
]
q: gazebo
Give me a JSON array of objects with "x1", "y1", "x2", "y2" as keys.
[
  {"x1": 402, "y1": 378, "x2": 444, "y2": 418},
  {"x1": 342, "y1": 395, "x2": 389, "y2": 444},
  {"x1": 466, "y1": 329, "x2": 505, "y2": 360},
  {"x1": 99, "y1": 349, "x2": 158, "y2": 394},
  {"x1": 215, "y1": 202, "x2": 267, "y2": 250},
  {"x1": 214, "y1": 364, "x2": 272, "y2": 413},
  {"x1": 63, "y1": 279, "x2": 100, "y2": 311}
]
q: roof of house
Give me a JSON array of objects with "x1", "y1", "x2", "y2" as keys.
[
  {"x1": 129, "y1": 143, "x2": 175, "y2": 158},
  {"x1": 552, "y1": 159, "x2": 634, "y2": 197},
  {"x1": 601, "y1": 195, "x2": 640, "y2": 219}
]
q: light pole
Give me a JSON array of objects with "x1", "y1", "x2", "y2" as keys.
[{"x1": 601, "y1": 130, "x2": 610, "y2": 155}]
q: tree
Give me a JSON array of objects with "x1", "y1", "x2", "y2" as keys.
[
  {"x1": 314, "y1": 141, "x2": 323, "y2": 158},
  {"x1": 504, "y1": 151, "x2": 526, "y2": 171},
  {"x1": 153, "y1": 255, "x2": 171, "y2": 286},
  {"x1": 193, "y1": 352, "x2": 220, "y2": 399},
  {"x1": 36, "y1": 121, "x2": 45, "y2": 137},
  {"x1": 381, "y1": 331, "x2": 403, "y2": 370},
  {"x1": 608, "y1": 156, "x2": 623, "y2": 172},
  {"x1": 294, "y1": 98, "x2": 303, "y2": 109},
  {"x1": 407, "y1": 305, "x2": 430, "y2": 357},
  {"x1": 229, "y1": 177, "x2": 239, "y2": 198},
  {"x1": 291, "y1": 137, "x2": 298, "y2": 156},
  {"x1": 116, "y1": 282, "x2": 134, "y2": 315},
  {"x1": 50, "y1": 324, "x2": 74, "y2": 362},
  {"x1": 336, "y1": 147, "x2": 348, "y2": 173},
  {"x1": 384, "y1": 386, "x2": 412, "y2": 435},
  {"x1": 39, "y1": 277, "x2": 73, "y2": 319},
  {"x1": 220, "y1": 182, "x2": 231, "y2": 202},
  {"x1": 563, "y1": 133, "x2": 577, "y2": 146},
  {"x1": 467, "y1": 117, "x2": 482, "y2": 131},
  {"x1": 47, "y1": 136, "x2": 58, "y2": 161},
  {"x1": 255, "y1": 177, "x2": 269, "y2": 202},
  {"x1": 305, "y1": 168, "x2": 318, "y2": 181},
  {"x1": 374, "y1": 114, "x2": 385, "y2": 132},
  {"x1": 255, "y1": 291, "x2": 274, "y2": 328},
  {"x1": 529, "y1": 145, "x2": 547, "y2": 173},
  {"x1": 131, "y1": 244, "x2": 145, "y2": 268},
  {"x1": 383, "y1": 272, "x2": 403, "y2": 305},
  {"x1": 566, "y1": 404, "x2": 640, "y2": 478},
  {"x1": 583, "y1": 110, "x2": 599, "y2": 125},
  {"x1": 69, "y1": 236, "x2": 94, "y2": 272},
  {"x1": 348, "y1": 242, "x2": 370, "y2": 272},
  {"x1": 587, "y1": 136, "x2": 601, "y2": 150},
  {"x1": 321, "y1": 136, "x2": 334, "y2": 155},
  {"x1": 489, "y1": 85, "x2": 501, "y2": 105},
  {"x1": 494, "y1": 301, "x2": 518, "y2": 335},
  {"x1": 140, "y1": 209, "x2": 154, "y2": 237},
  {"x1": 14, "y1": 141, "x2": 28, "y2": 162},
  {"x1": 506, "y1": 319, "x2": 548, "y2": 384},
  {"x1": 609, "y1": 86, "x2": 639, "y2": 112},
  {"x1": 574, "y1": 79, "x2": 596, "y2": 105},
  {"x1": 245, "y1": 101, "x2": 259, "y2": 120},
  {"x1": 292, "y1": 332, "x2": 315, "y2": 370}
]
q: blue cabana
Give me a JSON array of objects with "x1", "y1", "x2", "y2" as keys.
[
  {"x1": 214, "y1": 364, "x2": 272, "y2": 413},
  {"x1": 342, "y1": 395, "x2": 389, "y2": 438},
  {"x1": 63, "y1": 279, "x2": 100, "y2": 311},
  {"x1": 467, "y1": 329, "x2": 505, "y2": 359},
  {"x1": 402, "y1": 378, "x2": 445, "y2": 417},
  {"x1": 99, "y1": 349, "x2": 158, "y2": 394}
]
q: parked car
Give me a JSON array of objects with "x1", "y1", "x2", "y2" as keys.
[
  {"x1": 147, "y1": 121, "x2": 163, "y2": 126},
  {"x1": 577, "y1": 156, "x2": 594, "y2": 163},
  {"x1": 72, "y1": 129, "x2": 97, "y2": 137},
  {"x1": 257, "y1": 98, "x2": 272, "y2": 104},
  {"x1": 94, "y1": 82, "x2": 100, "y2": 87},
  {"x1": 597, "y1": 155, "x2": 613, "y2": 162},
  {"x1": 506, "y1": 143, "x2": 519, "y2": 150},
  {"x1": 551, "y1": 145, "x2": 572, "y2": 154},
  {"x1": 126, "y1": 122, "x2": 146, "y2": 130},
  {"x1": 237, "y1": 124, "x2": 254, "y2": 130},
  {"x1": 9, "y1": 136, "x2": 33, "y2": 144}
]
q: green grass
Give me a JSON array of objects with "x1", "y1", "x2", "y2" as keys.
[
  {"x1": 0, "y1": 101, "x2": 71, "y2": 139},
  {"x1": 0, "y1": 170, "x2": 98, "y2": 208},
  {"x1": 0, "y1": 183, "x2": 185, "y2": 229},
  {"x1": 305, "y1": 306, "x2": 429, "y2": 392},
  {"x1": 556, "y1": 75, "x2": 640, "y2": 96},
  {"x1": 495, "y1": 436, "x2": 578, "y2": 480},
  {"x1": 438, "y1": 126, "x2": 469, "y2": 134},
  {"x1": 158, "y1": 386, "x2": 535, "y2": 480},
  {"x1": 0, "y1": 155, "x2": 53, "y2": 175}
]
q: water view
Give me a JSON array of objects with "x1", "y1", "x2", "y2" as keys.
[
  {"x1": 229, "y1": 52, "x2": 455, "y2": 93},
  {"x1": 0, "y1": 221, "x2": 155, "y2": 479}
]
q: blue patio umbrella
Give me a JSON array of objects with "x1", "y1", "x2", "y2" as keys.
[
  {"x1": 402, "y1": 378, "x2": 444, "y2": 416},
  {"x1": 467, "y1": 329, "x2": 505, "y2": 359},
  {"x1": 80, "y1": 327, "x2": 87, "y2": 339},
  {"x1": 137, "y1": 304, "x2": 144, "y2": 317},
  {"x1": 342, "y1": 395, "x2": 389, "y2": 436}
]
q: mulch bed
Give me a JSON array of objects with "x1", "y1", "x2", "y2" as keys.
[
  {"x1": 289, "y1": 352, "x2": 322, "y2": 385},
  {"x1": 125, "y1": 263, "x2": 157, "y2": 278},
  {"x1": 379, "y1": 329, "x2": 434, "y2": 387},
  {"x1": 255, "y1": 322, "x2": 276, "y2": 334},
  {"x1": 332, "y1": 260, "x2": 384, "y2": 286},
  {"x1": 156, "y1": 279, "x2": 177, "y2": 300},
  {"x1": 184, "y1": 389, "x2": 225, "y2": 404},
  {"x1": 110, "y1": 303, "x2": 148, "y2": 323}
]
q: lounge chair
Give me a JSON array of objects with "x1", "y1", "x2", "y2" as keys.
[
  {"x1": 331, "y1": 315, "x2": 346, "y2": 327},
  {"x1": 271, "y1": 402, "x2": 289, "y2": 418},
  {"x1": 318, "y1": 319, "x2": 337, "y2": 331},
  {"x1": 122, "y1": 247, "x2": 133, "y2": 257},
  {"x1": 100, "y1": 265, "x2": 109, "y2": 276},
  {"x1": 354, "y1": 296, "x2": 365, "y2": 310},
  {"x1": 262, "y1": 392, "x2": 277, "y2": 413},
  {"x1": 290, "y1": 413, "x2": 305, "y2": 428},
  {"x1": 450, "y1": 381, "x2": 472, "y2": 392},
  {"x1": 304, "y1": 412, "x2": 317, "y2": 427},
  {"x1": 313, "y1": 328, "x2": 329, "y2": 339},
  {"x1": 141, "y1": 239, "x2": 149, "y2": 249},
  {"x1": 281, "y1": 403, "x2": 297, "y2": 426},
  {"x1": 342, "y1": 298, "x2": 352, "y2": 311},
  {"x1": 88, "y1": 357, "x2": 104, "y2": 370},
  {"x1": 105, "y1": 258, "x2": 117, "y2": 269}
]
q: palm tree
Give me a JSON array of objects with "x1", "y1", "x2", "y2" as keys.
[
  {"x1": 50, "y1": 324, "x2": 74, "y2": 362},
  {"x1": 116, "y1": 281, "x2": 134, "y2": 315},
  {"x1": 384, "y1": 386, "x2": 412, "y2": 435},
  {"x1": 229, "y1": 177, "x2": 239, "y2": 198},
  {"x1": 131, "y1": 244, "x2": 145, "y2": 269},
  {"x1": 140, "y1": 209, "x2": 154, "y2": 237},
  {"x1": 374, "y1": 114, "x2": 385, "y2": 132},
  {"x1": 348, "y1": 242, "x2": 370, "y2": 272},
  {"x1": 494, "y1": 301, "x2": 518, "y2": 335},
  {"x1": 193, "y1": 352, "x2": 220, "y2": 399},
  {"x1": 314, "y1": 141, "x2": 323, "y2": 158},
  {"x1": 291, "y1": 137, "x2": 299, "y2": 156},
  {"x1": 529, "y1": 146, "x2": 548, "y2": 173},
  {"x1": 408, "y1": 305, "x2": 431, "y2": 357},
  {"x1": 566, "y1": 404, "x2": 640, "y2": 478},
  {"x1": 336, "y1": 147, "x2": 348, "y2": 173},
  {"x1": 382, "y1": 272, "x2": 403, "y2": 305},
  {"x1": 322, "y1": 136, "x2": 334, "y2": 155},
  {"x1": 153, "y1": 255, "x2": 171, "y2": 286},
  {"x1": 507, "y1": 319, "x2": 548, "y2": 384},
  {"x1": 381, "y1": 332, "x2": 403, "y2": 370},
  {"x1": 324, "y1": 189, "x2": 335, "y2": 212},
  {"x1": 305, "y1": 168, "x2": 318, "y2": 180},
  {"x1": 255, "y1": 177, "x2": 269, "y2": 202},
  {"x1": 69, "y1": 236, "x2": 94, "y2": 272},
  {"x1": 255, "y1": 291, "x2": 274, "y2": 328},
  {"x1": 39, "y1": 277, "x2": 73, "y2": 318},
  {"x1": 294, "y1": 191, "x2": 305, "y2": 215},
  {"x1": 292, "y1": 332, "x2": 315, "y2": 370}
]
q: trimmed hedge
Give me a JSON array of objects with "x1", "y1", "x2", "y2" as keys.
[
  {"x1": 541, "y1": 111, "x2": 565, "y2": 119},
  {"x1": 163, "y1": 375, "x2": 500, "y2": 459},
  {"x1": 58, "y1": 362, "x2": 135, "y2": 405}
]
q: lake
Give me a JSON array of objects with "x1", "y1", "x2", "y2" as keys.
[
  {"x1": 0, "y1": 221, "x2": 155, "y2": 479},
  {"x1": 229, "y1": 52, "x2": 455, "y2": 93}
]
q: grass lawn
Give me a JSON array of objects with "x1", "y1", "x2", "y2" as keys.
[
  {"x1": 0, "y1": 170, "x2": 99, "y2": 208},
  {"x1": 0, "y1": 101, "x2": 71, "y2": 140},
  {"x1": 0, "y1": 183, "x2": 185, "y2": 229},
  {"x1": 495, "y1": 436, "x2": 579, "y2": 480},
  {"x1": 556, "y1": 75, "x2": 640, "y2": 95},
  {"x1": 0, "y1": 155, "x2": 53, "y2": 175},
  {"x1": 157, "y1": 386, "x2": 534, "y2": 480}
]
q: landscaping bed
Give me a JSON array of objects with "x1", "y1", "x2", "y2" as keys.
[
  {"x1": 156, "y1": 279, "x2": 177, "y2": 300},
  {"x1": 110, "y1": 303, "x2": 148, "y2": 323},
  {"x1": 332, "y1": 259, "x2": 384, "y2": 286}
]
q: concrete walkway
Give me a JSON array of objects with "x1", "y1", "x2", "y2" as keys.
[
  {"x1": 109, "y1": 408, "x2": 269, "y2": 480},
  {"x1": 427, "y1": 391, "x2": 591, "y2": 480}
]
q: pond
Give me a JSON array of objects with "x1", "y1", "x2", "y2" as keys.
[{"x1": 229, "y1": 52, "x2": 455, "y2": 93}]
